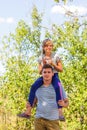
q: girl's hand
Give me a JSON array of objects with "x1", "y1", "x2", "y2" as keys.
[
  {"x1": 44, "y1": 56, "x2": 52, "y2": 65},
  {"x1": 42, "y1": 58, "x2": 47, "y2": 65},
  {"x1": 47, "y1": 59, "x2": 52, "y2": 65}
]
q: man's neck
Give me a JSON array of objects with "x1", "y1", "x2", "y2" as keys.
[{"x1": 43, "y1": 80, "x2": 52, "y2": 87}]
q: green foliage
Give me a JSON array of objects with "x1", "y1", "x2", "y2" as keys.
[
  {"x1": 0, "y1": 6, "x2": 43, "y2": 129},
  {"x1": 0, "y1": 55, "x2": 38, "y2": 130},
  {"x1": 54, "y1": 0, "x2": 70, "y2": 4},
  {"x1": 14, "y1": 20, "x2": 31, "y2": 44},
  {"x1": 31, "y1": 5, "x2": 43, "y2": 29}
]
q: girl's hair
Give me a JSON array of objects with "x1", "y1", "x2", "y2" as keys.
[{"x1": 42, "y1": 38, "x2": 53, "y2": 54}]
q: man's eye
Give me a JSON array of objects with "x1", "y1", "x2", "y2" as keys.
[
  {"x1": 44, "y1": 71, "x2": 50, "y2": 73},
  {"x1": 44, "y1": 71, "x2": 46, "y2": 73},
  {"x1": 43, "y1": 71, "x2": 51, "y2": 73}
]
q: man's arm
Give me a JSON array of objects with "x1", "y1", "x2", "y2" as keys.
[{"x1": 32, "y1": 97, "x2": 38, "y2": 107}]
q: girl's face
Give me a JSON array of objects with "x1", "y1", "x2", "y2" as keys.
[{"x1": 43, "y1": 41, "x2": 53, "y2": 54}]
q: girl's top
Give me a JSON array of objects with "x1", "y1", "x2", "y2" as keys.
[
  {"x1": 38, "y1": 53, "x2": 61, "y2": 73},
  {"x1": 28, "y1": 52, "x2": 66, "y2": 107}
]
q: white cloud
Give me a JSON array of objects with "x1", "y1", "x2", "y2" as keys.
[
  {"x1": 0, "y1": 17, "x2": 5, "y2": 23},
  {"x1": 51, "y1": 5, "x2": 87, "y2": 16},
  {"x1": 6, "y1": 17, "x2": 15, "y2": 23},
  {"x1": 0, "y1": 17, "x2": 15, "y2": 24},
  {"x1": 51, "y1": 5, "x2": 65, "y2": 14}
]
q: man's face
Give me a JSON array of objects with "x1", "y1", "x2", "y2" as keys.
[{"x1": 42, "y1": 68, "x2": 54, "y2": 81}]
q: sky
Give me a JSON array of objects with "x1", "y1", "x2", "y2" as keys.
[
  {"x1": 0, "y1": 0, "x2": 87, "y2": 74},
  {"x1": 0, "y1": 0, "x2": 87, "y2": 38}
]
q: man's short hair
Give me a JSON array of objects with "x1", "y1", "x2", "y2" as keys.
[{"x1": 42, "y1": 64, "x2": 53, "y2": 71}]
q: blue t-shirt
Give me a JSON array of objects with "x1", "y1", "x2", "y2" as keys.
[{"x1": 35, "y1": 84, "x2": 59, "y2": 120}]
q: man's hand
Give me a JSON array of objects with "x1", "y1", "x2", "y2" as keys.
[
  {"x1": 58, "y1": 100, "x2": 65, "y2": 107},
  {"x1": 58, "y1": 98, "x2": 69, "y2": 108}
]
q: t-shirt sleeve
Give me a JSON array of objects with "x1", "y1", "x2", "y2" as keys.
[
  {"x1": 61, "y1": 86, "x2": 67, "y2": 99},
  {"x1": 38, "y1": 55, "x2": 42, "y2": 64},
  {"x1": 54, "y1": 54, "x2": 61, "y2": 63}
]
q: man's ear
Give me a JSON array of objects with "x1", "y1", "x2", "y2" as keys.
[{"x1": 52, "y1": 72, "x2": 54, "y2": 76}]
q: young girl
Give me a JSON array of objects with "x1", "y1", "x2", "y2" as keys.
[{"x1": 18, "y1": 39, "x2": 68, "y2": 121}]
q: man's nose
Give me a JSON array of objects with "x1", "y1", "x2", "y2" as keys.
[{"x1": 46, "y1": 72, "x2": 49, "y2": 74}]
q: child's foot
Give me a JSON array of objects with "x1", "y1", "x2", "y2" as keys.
[
  {"x1": 17, "y1": 113, "x2": 31, "y2": 119},
  {"x1": 59, "y1": 116, "x2": 65, "y2": 121}
]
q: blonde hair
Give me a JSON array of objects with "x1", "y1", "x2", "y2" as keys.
[{"x1": 42, "y1": 39, "x2": 53, "y2": 54}]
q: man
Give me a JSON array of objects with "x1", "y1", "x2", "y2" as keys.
[{"x1": 34, "y1": 64, "x2": 69, "y2": 130}]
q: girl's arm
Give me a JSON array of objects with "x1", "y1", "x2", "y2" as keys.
[
  {"x1": 38, "y1": 58, "x2": 47, "y2": 74},
  {"x1": 38, "y1": 58, "x2": 63, "y2": 73},
  {"x1": 51, "y1": 60, "x2": 63, "y2": 72},
  {"x1": 38, "y1": 63, "x2": 43, "y2": 74}
]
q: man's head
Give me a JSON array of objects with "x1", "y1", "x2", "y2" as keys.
[{"x1": 42, "y1": 64, "x2": 54, "y2": 82}]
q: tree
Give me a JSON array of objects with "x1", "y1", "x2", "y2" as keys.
[
  {"x1": 0, "y1": 6, "x2": 42, "y2": 130},
  {"x1": 54, "y1": 0, "x2": 72, "y2": 3}
]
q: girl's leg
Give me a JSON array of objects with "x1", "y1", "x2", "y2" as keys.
[
  {"x1": 28, "y1": 76, "x2": 43, "y2": 106},
  {"x1": 17, "y1": 77, "x2": 43, "y2": 118},
  {"x1": 52, "y1": 73, "x2": 65, "y2": 121},
  {"x1": 25, "y1": 98, "x2": 37, "y2": 115},
  {"x1": 52, "y1": 73, "x2": 62, "y2": 102},
  {"x1": 58, "y1": 108, "x2": 65, "y2": 120},
  {"x1": 25, "y1": 101, "x2": 32, "y2": 115}
]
